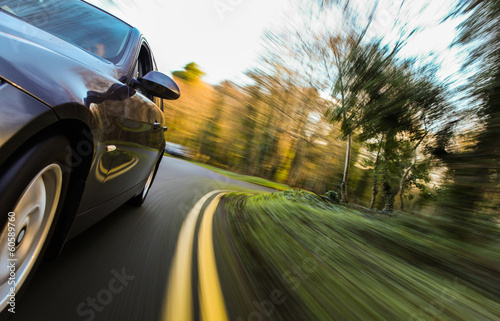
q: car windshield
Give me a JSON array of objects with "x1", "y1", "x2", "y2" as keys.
[{"x1": 0, "y1": 0, "x2": 132, "y2": 62}]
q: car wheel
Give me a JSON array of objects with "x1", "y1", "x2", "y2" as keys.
[
  {"x1": 0, "y1": 136, "x2": 71, "y2": 314},
  {"x1": 129, "y1": 160, "x2": 158, "y2": 207}
]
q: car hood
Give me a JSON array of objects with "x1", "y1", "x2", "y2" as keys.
[{"x1": 0, "y1": 11, "x2": 125, "y2": 108}]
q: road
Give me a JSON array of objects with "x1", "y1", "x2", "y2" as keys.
[{"x1": 14, "y1": 157, "x2": 273, "y2": 321}]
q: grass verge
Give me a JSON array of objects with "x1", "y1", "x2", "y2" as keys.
[
  {"x1": 187, "y1": 160, "x2": 289, "y2": 191},
  {"x1": 224, "y1": 190, "x2": 500, "y2": 321}
]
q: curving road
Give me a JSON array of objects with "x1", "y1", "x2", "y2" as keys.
[{"x1": 14, "y1": 157, "x2": 273, "y2": 321}]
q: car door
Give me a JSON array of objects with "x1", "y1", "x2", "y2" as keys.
[{"x1": 93, "y1": 42, "x2": 165, "y2": 204}]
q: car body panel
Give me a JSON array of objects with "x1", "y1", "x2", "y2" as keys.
[
  {"x1": 0, "y1": 81, "x2": 59, "y2": 166},
  {"x1": 81, "y1": 85, "x2": 164, "y2": 208},
  {"x1": 66, "y1": 172, "x2": 145, "y2": 240}
]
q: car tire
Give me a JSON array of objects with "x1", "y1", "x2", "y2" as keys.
[
  {"x1": 0, "y1": 135, "x2": 71, "y2": 316},
  {"x1": 128, "y1": 157, "x2": 160, "y2": 206}
]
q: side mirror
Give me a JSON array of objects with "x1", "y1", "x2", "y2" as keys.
[{"x1": 134, "y1": 71, "x2": 180, "y2": 100}]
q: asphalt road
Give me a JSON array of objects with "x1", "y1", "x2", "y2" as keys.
[{"x1": 13, "y1": 157, "x2": 273, "y2": 321}]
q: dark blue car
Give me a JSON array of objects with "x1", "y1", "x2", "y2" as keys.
[{"x1": 0, "y1": 0, "x2": 180, "y2": 312}]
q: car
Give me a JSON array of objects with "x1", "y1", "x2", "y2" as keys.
[
  {"x1": 0, "y1": 0, "x2": 180, "y2": 313},
  {"x1": 165, "y1": 142, "x2": 194, "y2": 159}
]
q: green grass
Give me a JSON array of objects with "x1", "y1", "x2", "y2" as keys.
[
  {"x1": 187, "y1": 160, "x2": 290, "y2": 191},
  {"x1": 223, "y1": 190, "x2": 500, "y2": 321}
]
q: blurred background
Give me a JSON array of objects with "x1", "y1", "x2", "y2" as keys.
[{"x1": 88, "y1": 0, "x2": 498, "y2": 221}]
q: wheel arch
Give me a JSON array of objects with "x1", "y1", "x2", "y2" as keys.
[
  {"x1": 40, "y1": 118, "x2": 96, "y2": 259},
  {"x1": 0, "y1": 107, "x2": 96, "y2": 259}
]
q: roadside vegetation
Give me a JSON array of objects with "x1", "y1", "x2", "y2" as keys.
[{"x1": 223, "y1": 191, "x2": 500, "y2": 320}]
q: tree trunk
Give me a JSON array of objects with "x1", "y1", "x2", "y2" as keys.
[
  {"x1": 369, "y1": 180, "x2": 378, "y2": 208},
  {"x1": 381, "y1": 131, "x2": 400, "y2": 213},
  {"x1": 398, "y1": 163, "x2": 414, "y2": 211},
  {"x1": 382, "y1": 183, "x2": 399, "y2": 213},
  {"x1": 397, "y1": 131, "x2": 426, "y2": 211},
  {"x1": 340, "y1": 133, "x2": 351, "y2": 202},
  {"x1": 288, "y1": 140, "x2": 305, "y2": 186},
  {"x1": 369, "y1": 136, "x2": 384, "y2": 208},
  {"x1": 399, "y1": 184, "x2": 405, "y2": 211},
  {"x1": 253, "y1": 105, "x2": 275, "y2": 177}
]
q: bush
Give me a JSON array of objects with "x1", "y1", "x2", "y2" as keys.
[{"x1": 323, "y1": 190, "x2": 340, "y2": 204}]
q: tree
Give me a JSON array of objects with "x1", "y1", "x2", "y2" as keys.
[
  {"x1": 339, "y1": 41, "x2": 447, "y2": 212},
  {"x1": 244, "y1": 51, "x2": 315, "y2": 181},
  {"x1": 433, "y1": 0, "x2": 500, "y2": 236},
  {"x1": 319, "y1": 0, "x2": 380, "y2": 203},
  {"x1": 323, "y1": 33, "x2": 359, "y2": 203},
  {"x1": 366, "y1": 134, "x2": 384, "y2": 208},
  {"x1": 173, "y1": 62, "x2": 205, "y2": 82},
  {"x1": 199, "y1": 85, "x2": 224, "y2": 163},
  {"x1": 237, "y1": 85, "x2": 261, "y2": 173}
]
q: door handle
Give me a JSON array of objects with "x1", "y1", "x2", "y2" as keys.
[{"x1": 154, "y1": 121, "x2": 161, "y2": 130}]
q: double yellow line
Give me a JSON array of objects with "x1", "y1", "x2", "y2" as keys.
[{"x1": 161, "y1": 190, "x2": 230, "y2": 321}]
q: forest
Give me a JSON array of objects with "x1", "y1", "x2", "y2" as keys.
[{"x1": 162, "y1": 0, "x2": 499, "y2": 236}]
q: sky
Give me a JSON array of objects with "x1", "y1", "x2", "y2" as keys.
[
  {"x1": 88, "y1": 0, "x2": 288, "y2": 84},
  {"x1": 88, "y1": 0, "x2": 463, "y2": 86}
]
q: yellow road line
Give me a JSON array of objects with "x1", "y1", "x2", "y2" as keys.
[
  {"x1": 106, "y1": 157, "x2": 139, "y2": 180},
  {"x1": 198, "y1": 193, "x2": 230, "y2": 321},
  {"x1": 161, "y1": 190, "x2": 223, "y2": 321}
]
